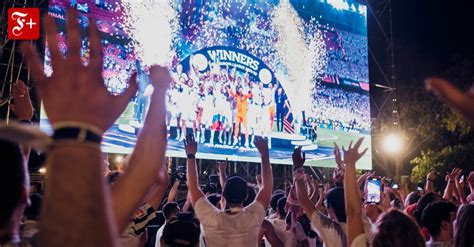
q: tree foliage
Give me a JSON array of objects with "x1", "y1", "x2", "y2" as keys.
[
  {"x1": 372, "y1": 51, "x2": 474, "y2": 183},
  {"x1": 408, "y1": 57, "x2": 474, "y2": 183}
]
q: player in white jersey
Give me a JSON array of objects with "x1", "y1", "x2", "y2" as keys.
[
  {"x1": 268, "y1": 82, "x2": 277, "y2": 133},
  {"x1": 195, "y1": 86, "x2": 206, "y2": 143},
  {"x1": 261, "y1": 83, "x2": 274, "y2": 148},
  {"x1": 172, "y1": 76, "x2": 188, "y2": 140},
  {"x1": 179, "y1": 79, "x2": 198, "y2": 141},
  {"x1": 247, "y1": 82, "x2": 260, "y2": 148},
  {"x1": 213, "y1": 83, "x2": 225, "y2": 141},
  {"x1": 199, "y1": 86, "x2": 217, "y2": 144},
  {"x1": 165, "y1": 83, "x2": 174, "y2": 138}
]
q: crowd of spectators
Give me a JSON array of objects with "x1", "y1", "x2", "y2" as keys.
[
  {"x1": 44, "y1": 33, "x2": 136, "y2": 95},
  {"x1": 324, "y1": 30, "x2": 369, "y2": 83},
  {"x1": 312, "y1": 85, "x2": 371, "y2": 131},
  {"x1": 2, "y1": 9, "x2": 474, "y2": 247}
]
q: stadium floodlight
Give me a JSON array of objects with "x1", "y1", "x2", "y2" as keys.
[
  {"x1": 39, "y1": 167, "x2": 47, "y2": 174},
  {"x1": 382, "y1": 133, "x2": 404, "y2": 155}
]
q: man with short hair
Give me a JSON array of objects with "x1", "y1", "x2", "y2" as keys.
[
  {"x1": 184, "y1": 135, "x2": 273, "y2": 246},
  {"x1": 160, "y1": 212, "x2": 201, "y2": 247},
  {"x1": 155, "y1": 202, "x2": 180, "y2": 247},
  {"x1": 267, "y1": 197, "x2": 309, "y2": 247},
  {"x1": 295, "y1": 146, "x2": 371, "y2": 247},
  {"x1": 422, "y1": 201, "x2": 457, "y2": 247}
]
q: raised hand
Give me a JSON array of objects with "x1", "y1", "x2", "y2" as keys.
[
  {"x1": 333, "y1": 142, "x2": 343, "y2": 166},
  {"x1": 216, "y1": 158, "x2": 227, "y2": 172},
  {"x1": 426, "y1": 171, "x2": 436, "y2": 181},
  {"x1": 459, "y1": 174, "x2": 465, "y2": 188},
  {"x1": 254, "y1": 136, "x2": 269, "y2": 157},
  {"x1": 468, "y1": 171, "x2": 474, "y2": 187},
  {"x1": 293, "y1": 166, "x2": 305, "y2": 183},
  {"x1": 292, "y1": 146, "x2": 306, "y2": 169},
  {"x1": 357, "y1": 171, "x2": 374, "y2": 187},
  {"x1": 342, "y1": 137, "x2": 368, "y2": 166},
  {"x1": 446, "y1": 168, "x2": 462, "y2": 181},
  {"x1": 183, "y1": 135, "x2": 197, "y2": 155},
  {"x1": 425, "y1": 77, "x2": 474, "y2": 125},
  {"x1": 149, "y1": 65, "x2": 172, "y2": 94},
  {"x1": 12, "y1": 80, "x2": 33, "y2": 121},
  {"x1": 21, "y1": 10, "x2": 137, "y2": 132},
  {"x1": 256, "y1": 174, "x2": 262, "y2": 186}
]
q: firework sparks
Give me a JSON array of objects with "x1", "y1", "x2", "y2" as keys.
[
  {"x1": 272, "y1": 0, "x2": 327, "y2": 117},
  {"x1": 119, "y1": 0, "x2": 179, "y2": 66}
]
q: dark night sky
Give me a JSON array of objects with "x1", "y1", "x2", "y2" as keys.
[
  {"x1": 382, "y1": 0, "x2": 474, "y2": 81},
  {"x1": 367, "y1": 0, "x2": 474, "y2": 121}
]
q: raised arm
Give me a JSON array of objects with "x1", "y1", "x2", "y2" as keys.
[
  {"x1": 244, "y1": 91, "x2": 253, "y2": 99},
  {"x1": 454, "y1": 170, "x2": 467, "y2": 204},
  {"x1": 293, "y1": 147, "x2": 317, "y2": 217},
  {"x1": 144, "y1": 164, "x2": 170, "y2": 210},
  {"x1": 295, "y1": 171, "x2": 316, "y2": 218},
  {"x1": 21, "y1": 10, "x2": 137, "y2": 246},
  {"x1": 226, "y1": 86, "x2": 237, "y2": 97},
  {"x1": 12, "y1": 80, "x2": 34, "y2": 158},
  {"x1": 184, "y1": 136, "x2": 205, "y2": 205},
  {"x1": 309, "y1": 182, "x2": 320, "y2": 205},
  {"x1": 467, "y1": 172, "x2": 474, "y2": 202},
  {"x1": 425, "y1": 172, "x2": 435, "y2": 193},
  {"x1": 425, "y1": 77, "x2": 474, "y2": 125},
  {"x1": 111, "y1": 65, "x2": 171, "y2": 232},
  {"x1": 343, "y1": 138, "x2": 368, "y2": 246},
  {"x1": 217, "y1": 159, "x2": 228, "y2": 189},
  {"x1": 357, "y1": 172, "x2": 373, "y2": 199},
  {"x1": 254, "y1": 136, "x2": 273, "y2": 207},
  {"x1": 443, "y1": 168, "x2": 461, "y2": 201},
  {"x1": 315, "y1": 188, "x2": 326, "y2": 210},
  {"x1": 167, "y1": 180, "x2": 180, "y2": 202}
]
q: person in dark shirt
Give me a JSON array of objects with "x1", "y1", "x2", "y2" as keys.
[{"x1": 275, "y1": 87, "x2": 287, "y2": 132}]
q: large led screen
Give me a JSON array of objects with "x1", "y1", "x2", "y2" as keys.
[{"x1": 41, "y1": 0, "x2": 371, "y2": 168}]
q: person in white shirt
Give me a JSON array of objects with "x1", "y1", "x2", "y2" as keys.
[
  {"x1": 294, "y1": 145, "x2": 367, "y2": 247},
  {"x1": 155, "y1": 202, "x2": 180, "y2": 247},
  {"x1": 183, "y1": 135, "x2": 273, "y2": 247},
  {"x1": 160, "y1": 212, "x2": 201, "y2": 247},
  {"x1": 267, "y1": 196, "x2": 309, "y2": 247}
]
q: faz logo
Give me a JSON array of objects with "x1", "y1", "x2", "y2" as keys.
[{"x1": 8, "y1": 8, "x2": 40, "y2": 40}]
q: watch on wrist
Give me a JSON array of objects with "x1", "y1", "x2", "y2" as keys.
[
  {"x1": 187, "y1": 153, "x2": 196, "y2": 159},
  {"x1": 53, "y1": 127, "x2": 102, "y2": 144}
]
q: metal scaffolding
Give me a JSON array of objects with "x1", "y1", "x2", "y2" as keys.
[{"x1": 0, "y1": 0, "x2": 46, "y2": 122}]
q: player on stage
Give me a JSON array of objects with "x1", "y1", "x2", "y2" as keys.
[
  {"x1": 275, "y1": 87, "x2": 288, "y2": 132},
  {"x1": 179, "y1": 78, "x2": 198, "y2": 140},
  {"x1": 227, "y1": 85, "x2": 252, "y2": 147},
  {"x1": 268, "y1": 83, "x2": 277, "y2": 132}
]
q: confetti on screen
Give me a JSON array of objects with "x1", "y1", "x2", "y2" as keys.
[
  {"x1": 119, "y1": 0, "x2": 179, "y2": 66},
  {"x1": 272, "y1": 0, "x2": 327, "y2": 117}
]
